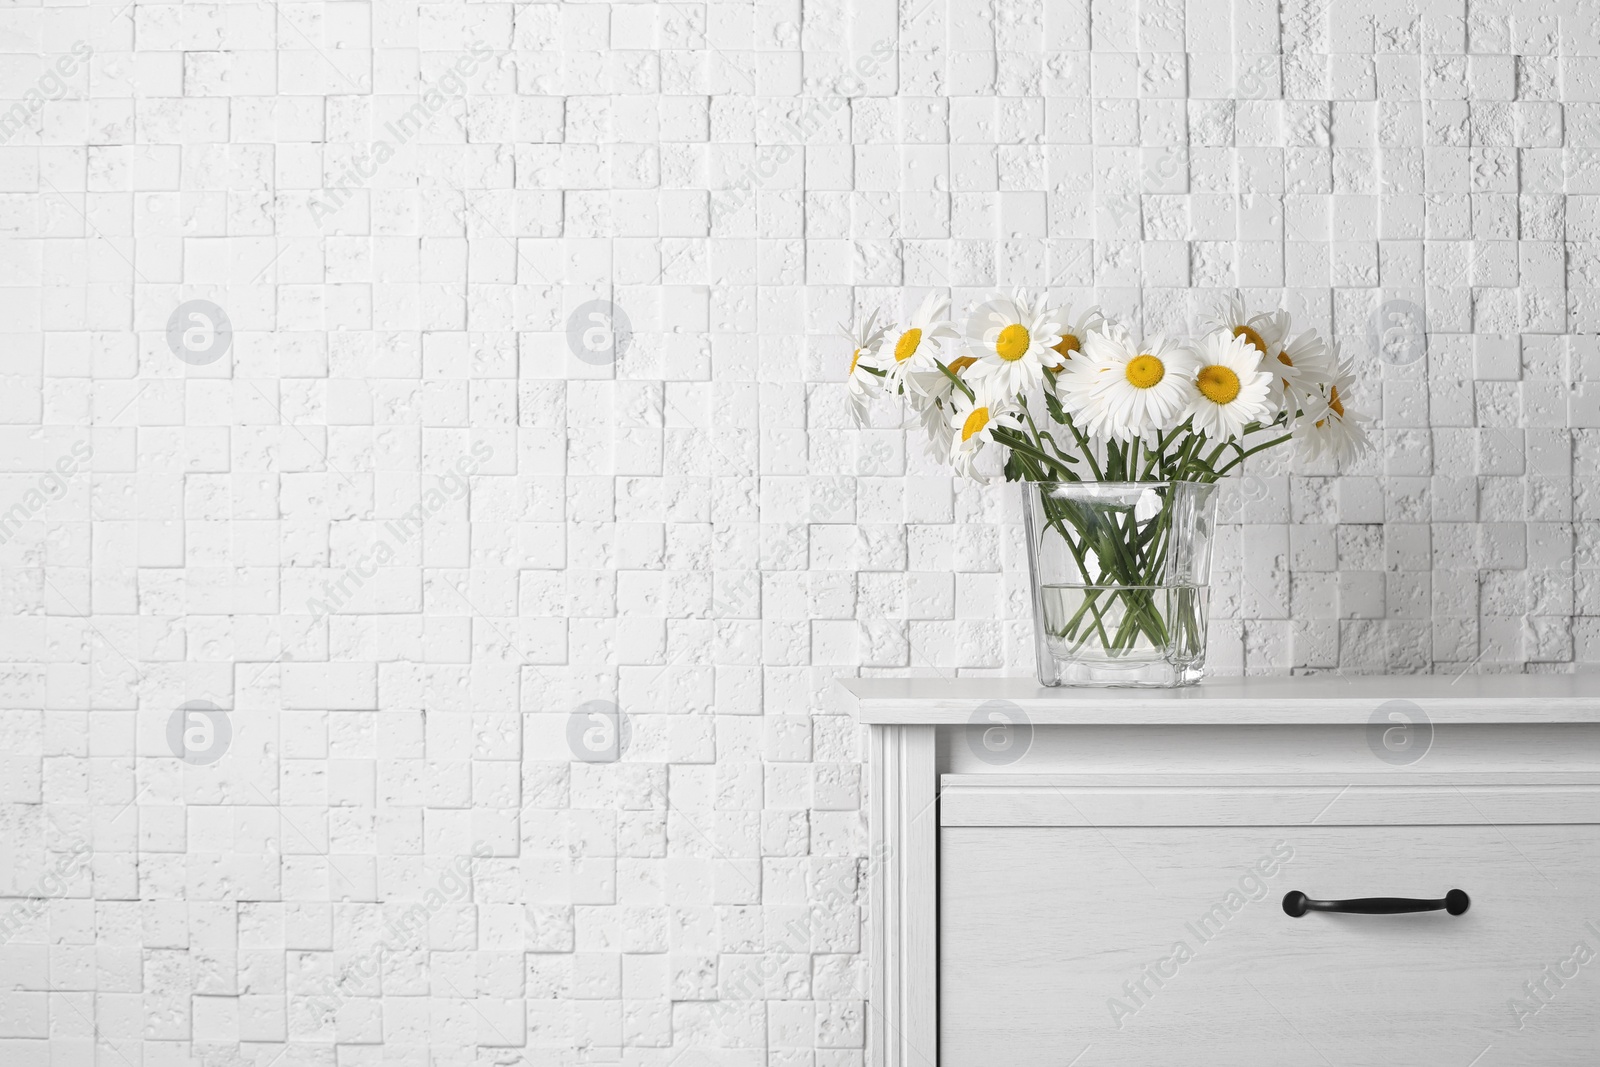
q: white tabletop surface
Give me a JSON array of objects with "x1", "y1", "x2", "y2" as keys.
[{"x1": 839, "y1": 673, "x2": 1600, "y2": 725}]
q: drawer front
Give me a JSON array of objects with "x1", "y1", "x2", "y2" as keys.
[{"x1": 941, "y1": 825, "x2": 1600, "y2": 1066}]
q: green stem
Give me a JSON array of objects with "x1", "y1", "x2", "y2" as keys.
[
  {"x1": 1060, "y1": 414, "x2": 1104, "y2": 481},
  {"x1": 994, "y1": 427, "x2": 1079, "y2": 482}
]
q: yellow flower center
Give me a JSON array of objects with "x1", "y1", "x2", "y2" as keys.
[
  {"x1": 850, "y1": 348, "x2": 862, "y2": 374},
  {"x1": 960, "y1": 406, "x2": 991, "y2": 442},
  {"x1": 894, "y1": 328, "x2": 922, "y2": 363},
  {"x1": 1233, "y1": 324, "x2": 1268, "y2": 355},
  {"x1": 1315, "y1": 386, "x2": 1345, "y2": 428},
  {"x1": 1124, "y1": 354, "x2": 1165, "y2": 389},
  {"x1": 1052, "y1": 333, "x2": 1080, "y2": 359},
  {"x1": 995, "y1": 324, "x2": 1030, "y2": 362},
  {"x1": 1196, "y1": 364, "x2": 1241, "y2": 405},
  {"x1": 1277, "y1": 351, "x2": 1293, "y2": 367},
  {"x1": 947, "y1": 355, "x2": 977, "y2": 374}
]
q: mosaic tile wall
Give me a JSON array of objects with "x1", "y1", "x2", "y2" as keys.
[{"x1": 0, "y1": 0, "x2": 1597, "y2": 1063}]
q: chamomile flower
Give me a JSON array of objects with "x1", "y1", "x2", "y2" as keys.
[
  {"x1": 962, "y1": 289, "x2": 1065, "y2": 397},
  {"x1": 1208, "y1": 293, "x2": 1284, "y2": 364},
  {"x1": 1181, "y1": 331, "x2": 1274, "y2": 441},
  {"x1": 948, "y1": 380, "x2": 1018, "y2": 482},
  {"x1": 1047, "y1": 303, "x2": 1104, "y2": 364},
  {"x1": 1056, "y1": 325, "x2": 1196, "y2": 442},
  {"x1": 1269, "y1": 327, "x2": 1336, "y2": 425},
  {"x1": 907, "y1": 349, "x2": 982, "y2": 413},
  {"x1": 1295, "y1": 359, "x2": 1372, "y2": 463},
  {"x1": 884, "y1": 292, "x2": 960, "y2": 397},
  {"x1": 911, "y1": 393, "x2": 956, "y2": 460},
  {"x1": 843, "y1": 307, "x2": 888, "y2": 425}
]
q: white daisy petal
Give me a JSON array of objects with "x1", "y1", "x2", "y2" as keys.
[
  {"x1": 1181, "y1": 332, "x2": 1275, "y2": 441},
  {"x1": 1270, "y1": 327, "x2": 1336, "y2": 426},
  {"x1": 961, "y1": 289, "x2": 1067, "y2": 399},
  {"x1": 946, "y1": 378, "x2": 1019, "y2": 482},
  {"x1": 884, "y1": 291, "x2": 961, "y2": 403},
  {"x1": 1048, "y1": 303, "x2": 1104, "y2": 364},
  {"x1": 1206, "y1": 292, "x2": 1286, "y2": 365},
  {"x1": 1055, "y1": 324, "x2": 1196, "y2": 442},
  {"x1": 843, "y1": 306, "x2": 889, "y2": 426},
  {"x1": 1294, "y1": 358, "x2": 1372, "y2": 463}
]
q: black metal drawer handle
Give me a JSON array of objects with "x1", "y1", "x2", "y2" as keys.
[{"x1": 1283, "y1": 889, "x2": 1470, "y2": 918}]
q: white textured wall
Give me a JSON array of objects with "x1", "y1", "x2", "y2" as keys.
[{"x1": 1, "y1": 0, "x2": 1597, "y2": 1062}]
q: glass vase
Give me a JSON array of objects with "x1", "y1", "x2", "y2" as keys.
[{"x1": 1021, "y1": 481, "x2": 1219, "y2": 687}]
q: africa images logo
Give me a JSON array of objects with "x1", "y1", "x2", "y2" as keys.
[
  {"x1": 166, "y1": 300, "x2": 233, "y2": 366},
  {"x1": 566, "y1": 299, "x2": 633, "y2": 366},
  {"x1": 166, "y1": 700, "x2": 233, "y2": 766},
  {"x1": 965, "y1": 699, "x2": 1032, "y2": 766},
  {"x1": 0, "y1": 42, "x2": 92, "y2": 145},
  {"x1": 567, "y1": 701, "x2": 630, "y2": 763},
  {"x1": 1367, "y1": 699, "x2": 1432, "y2": 766}
]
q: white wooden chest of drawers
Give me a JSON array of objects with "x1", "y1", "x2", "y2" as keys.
[{"x1": 841, "y1": 675, "x2": 1600, "y2": 1067}]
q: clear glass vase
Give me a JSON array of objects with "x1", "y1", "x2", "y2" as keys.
[{"x1": 1022, "y1": 481, "x2": 1218, "y2": 687}]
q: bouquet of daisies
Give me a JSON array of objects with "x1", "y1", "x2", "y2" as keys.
[
  {"x1": 846, "y1": 290, "x2": 1370, "y2": 484},
  {"x1": 845, "y1": 291, "x2": 1373, "y2": 669}
]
